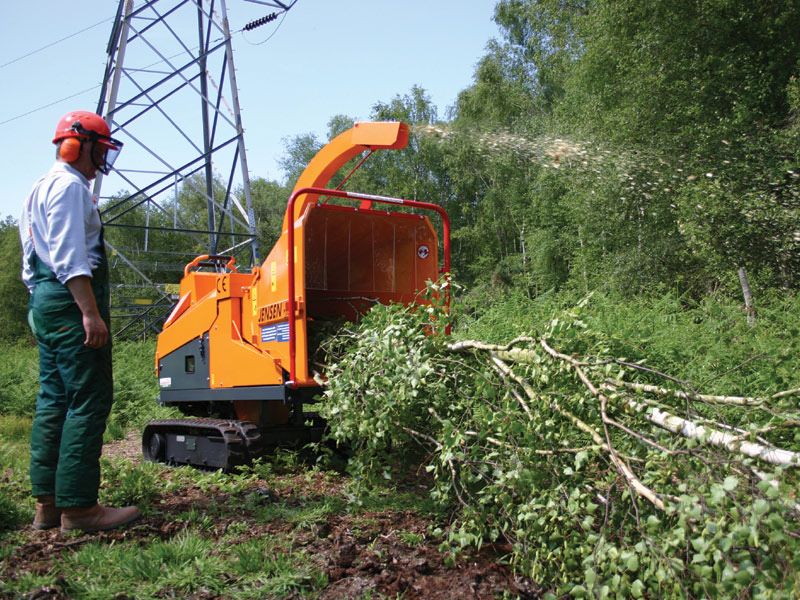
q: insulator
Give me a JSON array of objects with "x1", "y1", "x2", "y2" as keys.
[{"x1": 243, "y1": 12, "x2": 279, "y2": 31}]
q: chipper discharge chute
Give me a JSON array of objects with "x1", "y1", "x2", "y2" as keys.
[{"x1": 143, "y1": 122, "x2": 450, "y2": 469}]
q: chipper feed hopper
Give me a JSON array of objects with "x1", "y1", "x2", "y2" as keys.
[{"x1": 142, "y1": 122, "x2": 450, "y2": 469}]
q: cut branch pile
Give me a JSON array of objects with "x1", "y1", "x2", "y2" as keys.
[
  {"x1": 448, "y1": 337, "x2": 800, "y2": 512},
  {"x1": 320, "y1": 302, "x2": 800, "y2": 597}
]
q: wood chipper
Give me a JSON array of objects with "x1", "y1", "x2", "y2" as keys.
[{"x1": 142, "y1": 122, "x2": 450, "y2": 469}]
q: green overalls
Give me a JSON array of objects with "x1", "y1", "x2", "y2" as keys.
[{"x1": 28, "y1": 243, "x2": 113, "y2": 508}]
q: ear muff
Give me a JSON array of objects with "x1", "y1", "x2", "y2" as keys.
[{"x1": 59, "y1": 138, "x2": 82, "y2": 162}]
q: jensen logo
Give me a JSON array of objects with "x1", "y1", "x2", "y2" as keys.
[{"x1": 258, "y1": 300, "x2": 288, "y2": 324}]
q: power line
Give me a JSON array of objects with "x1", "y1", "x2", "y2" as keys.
[
  {"x1": 0, "y1": 0, "x2": 300, "y2": 128},
  {"x1": 0, "y1": 85, "x2": 101, "y2": 127},
  {"x1": 0, "y1": 42, "x2": 210, "y2": 129},
  {"x1": 0, "y1": 16, "x2": 115, "y2": 71}
]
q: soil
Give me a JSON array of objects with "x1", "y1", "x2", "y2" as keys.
[{"x1": 2, "y1": 437, "x2": 540, "y2": 599}]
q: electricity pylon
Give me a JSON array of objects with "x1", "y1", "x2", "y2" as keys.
[{"x1": 94, "y1": 0, "x2": 290, "y2": 338}]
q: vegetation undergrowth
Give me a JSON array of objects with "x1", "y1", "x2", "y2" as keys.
[
  {"x1": 320, "y1": 287, "x2": 800, "y2": 598},
  {"x1": 0, "y1": 340, "x2": 173, "y2": 542}
]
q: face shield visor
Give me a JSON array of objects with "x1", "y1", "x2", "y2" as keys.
[
  {"x1": 71, "y1": 122, "x2": 124, "y2": 175},
  {"x1": 95, "y1": 138, "x2": 123, "y2": 175}
]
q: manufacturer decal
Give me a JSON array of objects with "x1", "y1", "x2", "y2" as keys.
[
  {"x1": 258, "y1": 300, "x2": 288, "y2": 324},
  {"x1": 417, "y1": 244, "x2": 430, "y2": 259}
]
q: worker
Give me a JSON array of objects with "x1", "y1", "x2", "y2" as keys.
[{"x1": 20, "y1": 110, "x2": 140, "y2": 533}]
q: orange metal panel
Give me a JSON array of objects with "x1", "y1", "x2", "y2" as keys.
[
  {"x1": 301, "y1": 205, "x2": 439, "y2": 327},
  {"x1": 285, "y1": 122, "x2": 409, "y2": 228},
  {"x1": 373, "y1": 218, "x2": 396, "y2": 293},
  {"x1": 252, "y1": 203, "x2": 310, "y2": 385},
  {"x1": 349, "y1": 218, "x2": 375, "y2": 290},
  {"x1": 156, "y1": 290, "x2": 218, "y2": 360},
  {"x1": 350, "y1": 121, "x2": 408, "y2": 149},
  {"x1": 209, "y1": 297, "x2": 284, "y2": 388}
]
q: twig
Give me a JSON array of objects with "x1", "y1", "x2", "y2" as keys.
[
  {"x1": 401, "y1": 426, "x2": 442, "y2": 450},
  {"x1": 489, "y1": 356, "x2": 533, "y2": 418},
  {"x1": 462, "y1": 430, "x2": 600, "y2": 455},
  {"x1": 612, "y1": 359, "x2": 694, "y2": 390},
  {"x1": 772, "y1": 388, "x2": 800, "y2": 400},
  {"x1": 604, "y1": 414, "x2": 676, "y2": 455}
]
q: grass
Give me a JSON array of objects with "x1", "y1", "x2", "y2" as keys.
[
  {"x1": 1, "y1": 531, "x2": 328, "y2": 599},
  {"x1": 459, "y1": 289, "x2": 800, "y2": 395},
  {"x1": 0, "y1": 415, "x2": 34, "y2": 532}
]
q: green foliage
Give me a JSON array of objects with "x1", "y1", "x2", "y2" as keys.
[
  {"x1": 106, "y1": 340, "x2": 177, "y2": 439},
  {"x1": 0, "y1": 218, "x2": 30, "y2": 344},
  {"x1": 98, "y1": 457, "x2": 163, "y2": 507},
  {"x1": 0, "y1": 342, "x2": 39, "y2": 417},
  {"x1": 321, "y1": 292, "x2": 800, "y2": 597},
  {"x1": 320, "y1": 289, "x2": 453, "y2": 492},
  {"x1": 0, "y1": 485, "x2": 25, "y2": 533},
  {"x1": 249, "y1": 176, "x2": 290, "y2": 251}
]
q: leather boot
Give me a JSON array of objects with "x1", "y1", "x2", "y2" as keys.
[
  {"x1": 60, "y1": 504, "x2": 141, "y2": 533},
  {"x1": 32, "y1": 496, "x2": 61, "y2": 530}
]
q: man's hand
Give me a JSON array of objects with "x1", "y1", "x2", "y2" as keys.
[
  {"x1": 81, "y1": 312, "x2": 109, "y2": 349},
  {"x1": 66, "y1": 276, "x2": 109, "y2": 348}
]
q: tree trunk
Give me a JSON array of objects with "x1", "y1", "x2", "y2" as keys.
[{"x1": 737, "y1": 266, "x2": 755, "y2": 326}]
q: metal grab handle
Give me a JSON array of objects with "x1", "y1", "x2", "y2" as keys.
[{"x1": 183, "y1": 254, "x2": 238, "y2": 277}]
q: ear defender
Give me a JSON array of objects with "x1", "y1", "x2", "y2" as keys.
[{"x1": 59, "y1": 137, "x2": 82, "y2": 162}]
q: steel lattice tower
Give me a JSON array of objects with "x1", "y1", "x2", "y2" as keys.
[{"x1": 94, "y1": 0, "x2": 291, "y2": 338}]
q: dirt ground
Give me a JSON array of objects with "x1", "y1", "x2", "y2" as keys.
[{"x1": 2, "y1": 434, "x2": 540, "y2": 599}]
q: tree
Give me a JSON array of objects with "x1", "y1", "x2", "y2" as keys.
[{"x1": 0, "y1": 217, "x2": 32, "y2": 343}]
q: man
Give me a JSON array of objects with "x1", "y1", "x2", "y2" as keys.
[{"x1": 20, "y1": 110, "x2": 140, "y2": 533}]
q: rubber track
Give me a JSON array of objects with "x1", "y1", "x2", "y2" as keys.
[{"x1": 143, "y1": 418, "x2": 262, "y2": 469}]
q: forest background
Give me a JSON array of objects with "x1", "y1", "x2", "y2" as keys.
[
  {"x1": 1, "y1": 0, "x2": 799, "y2": 597},
  {"x1": 0, "y1": 0, "x2": 796, "y2": 327}
]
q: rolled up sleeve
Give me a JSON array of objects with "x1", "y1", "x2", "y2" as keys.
[{"x1": 45, "y1": 182, "x2": 93, "y2": 285}]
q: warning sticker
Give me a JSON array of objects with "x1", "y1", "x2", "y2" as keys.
[{"x1": 261, "y1": 321, "x2": 290, "y2": 343}]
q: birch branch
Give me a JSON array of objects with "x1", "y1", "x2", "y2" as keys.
[
  {"x1": 606, "y1": 379, "x2": 766, "y2": 406},
  {"x1": 625, "y1": 398, "x2": 800, "y2": 467}
]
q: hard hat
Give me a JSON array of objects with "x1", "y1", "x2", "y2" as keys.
[{"x1": 52, "y1": 110, "x2": 124, "y2": 174}]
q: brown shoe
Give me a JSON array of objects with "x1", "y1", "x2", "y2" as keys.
[
  {"x1": 60, "y1": 504, "x2": 141, "y2": 533},
  {"x1": 32, "y1": 496, "x2": 61, "y2": 530}
]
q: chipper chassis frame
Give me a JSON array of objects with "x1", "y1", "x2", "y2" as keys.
[{"x1": 142, "y1": 123, "x2": 450, "y2": 470}]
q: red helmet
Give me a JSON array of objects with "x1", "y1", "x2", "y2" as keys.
[
  {"x1": 53, "y1": 111, "x2": 118, "y2": 148},
  {"x1": 52, "y1": 110, "x2": 123, "y2": 174}
]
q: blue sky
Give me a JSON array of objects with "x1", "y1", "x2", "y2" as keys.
[{"x1": 0, "y1": 1, "x2": 499, "y2": 219}]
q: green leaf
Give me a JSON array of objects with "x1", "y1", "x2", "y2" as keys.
[{"x1": 721, "y1": 476, "x2": 738, "y2": 491}]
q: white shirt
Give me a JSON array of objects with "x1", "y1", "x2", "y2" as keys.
[{"x1": 20, "y1": 162, "x2": 104, "y2": 291}]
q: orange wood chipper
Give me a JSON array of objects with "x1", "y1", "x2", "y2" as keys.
[{"x1": 142, "y1": 122, "x2": 450, "y2": 469}]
